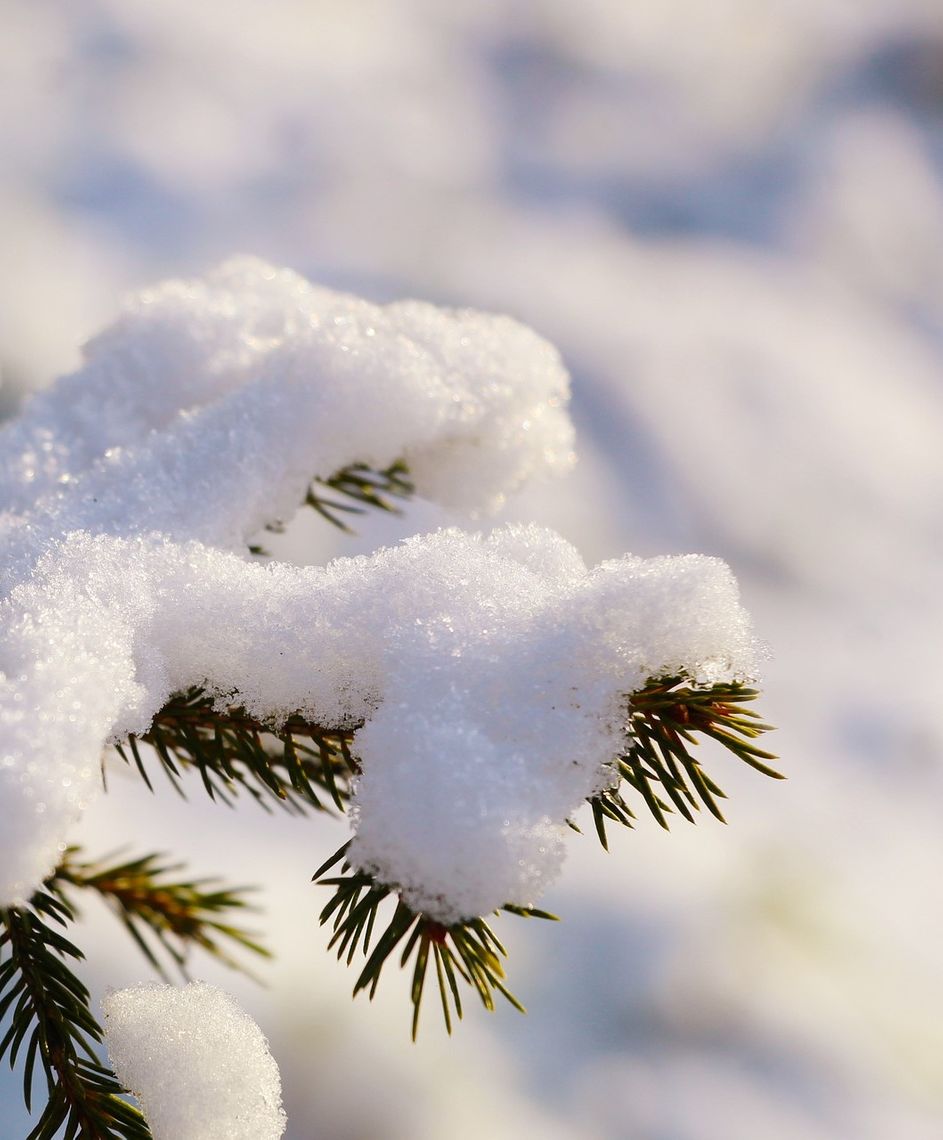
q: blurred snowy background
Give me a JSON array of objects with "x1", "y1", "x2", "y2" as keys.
[{"x1": 2, "y1": 1, "x2": 943, "y2": 1136}]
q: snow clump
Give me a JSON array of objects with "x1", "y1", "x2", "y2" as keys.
[
  {"x1": 0, "y1": 257, "x2": 756, "y2": 920},
  {"x1": 102, "y1": 982, "x2": 286, "y2": 1140}
]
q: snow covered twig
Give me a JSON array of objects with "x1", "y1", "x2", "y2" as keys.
[{"x1": 0, "y1": 259, "x2": 778, "y2": 1132}]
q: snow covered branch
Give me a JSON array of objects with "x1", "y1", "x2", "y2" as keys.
[{"x1": 0, "y1": 259, "x2": 777, "y2": 1135}]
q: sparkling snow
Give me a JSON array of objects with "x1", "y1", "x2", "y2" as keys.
[
  {"x1": 0, "y1": 259, "x2": 753, "y2": 919},
  {"x1": 103, "y1": 982, "x2": 286, "y2": 1140}
]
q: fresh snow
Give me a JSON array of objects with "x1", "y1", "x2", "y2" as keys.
[
  {"x1": 103, "y1": 982, "x2": 286, "y2": 1140},
  {"x1": 0, "y1": 258, "x2": 755, "y2": 919}
]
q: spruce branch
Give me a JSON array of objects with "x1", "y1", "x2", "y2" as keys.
[
  {"x1": 312, "y1": 843, "x2": 557, "y2": 1040},
  {"x1": 53, "y1": 849, "x2": 269, "y2": 983},
  {"x1": 116, "y1": 687, "x2": 359, "y2": 814},
  {"x1": 0, "y1": 884, "x2": 151, "y2": 1140},
  {"x1": 250, "y1": 459, "x2": 413, "y2": 553},
  {"x1": 303, "y1": 460, "x2": 414, "y2": 532},
  {"x1": 591, "y1": 676, "x2": 781, "y2": 849},
  {"x1": 2, "y1": 846, "x2": 273, "y2": 1135}
]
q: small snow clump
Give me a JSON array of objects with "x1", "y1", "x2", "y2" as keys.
[{"x1": 102, "y1": 982, "x2": 286, "y2": 1140}]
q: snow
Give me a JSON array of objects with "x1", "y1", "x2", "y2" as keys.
[
  {"x1": 0, "y1": 257, "x2": 582, "y2": 907},
  {"x1": 0, "y1": 260, "x2": 754, "y2": 918},
  {"x1": 9, "y1": 5, "x2": 937, "y2": 1135},
  {"x1": 0, "y1": 255, "x2": 574, "y2": 532},
  {"x1": 0, "y1": 519, "x2": 754, "y2": 920},
  {"x1": 102, "y1": 982, "x2": 286, "y2": 1140},
  {"x1": 345, "y1": 532, "x2": 754, "y2": 920}
]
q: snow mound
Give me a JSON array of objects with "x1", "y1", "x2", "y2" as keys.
[
  {"x1": 0, "y1": 255, "x2": 574, "y2": 535},
  {"x1": 0, "y1": 260, "x2": 755, "y2": 919},
  {"x1": 0, "y1": 525, "x2": 754, "y2": 919},
  {"x1": 103, "y1": 982, "x2": 286, "y2": 1140}
]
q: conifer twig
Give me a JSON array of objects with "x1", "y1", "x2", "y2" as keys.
[
  {"x1": 2, "y1": 845, "x2": 273, "y2": 1136},
  {"x1": 590, "y1": 676, "x2": 780, "y2": 848},
  {"x1": 251, "y1": 458, "x2": 412, "y2": 552},
  {"x1": 303, "y1": 460, "x2": 414, "y2": 532},
  {"x1": 116, "y1": 687, "x2": 359, "y2": 814},
  {"x1": 312, "y1": 842, "x2": 557, "y2": 1039},
  {"x1": 0, "y1": 885, "x2": 151, "y2": 1140},
  {"x1": 54, "y1": 849, "x2": 269, "y2": 983}
]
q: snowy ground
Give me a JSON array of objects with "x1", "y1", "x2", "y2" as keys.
[{"x1": 2, "y1": 3, "x2": 943, "y2": 1137}]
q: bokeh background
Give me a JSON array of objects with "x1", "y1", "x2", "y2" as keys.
[{"x1": 2, "y1": 2, "x2": 943, "y2": 1137}]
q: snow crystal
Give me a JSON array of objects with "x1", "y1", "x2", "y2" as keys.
[
  {"x1": 0, "y1": 259, "x2": 756, "y2": 920},
  {"x1": 102, "y1": 982, "x2": 286, "y2": 1140}
]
